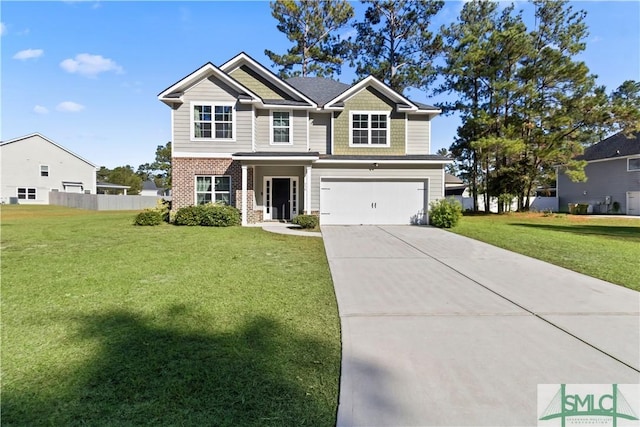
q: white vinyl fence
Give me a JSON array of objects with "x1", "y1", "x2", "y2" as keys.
[
  {"x1": 451, "y1": 196, "x2": 558, "y2": 213},
  {"x1": 50, "y1": 192, "x2": 169, "y2": 211}
]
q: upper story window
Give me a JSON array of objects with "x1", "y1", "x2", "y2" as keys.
[
  {"x1": 192, "y1": 103, "x2": 234, "y2": 140},
  {"x1": 271, "y1": 111, "x2": 291, "y2": 144},
  {"x1": 628, "y1": 157, "x2": 640, "y2": 171},
  {"x1": 350, "y1": 111, "x2": 390, "y2": 146},
  {"x1": 40, "y1": 165, "x2": 49, "y2": 177}
]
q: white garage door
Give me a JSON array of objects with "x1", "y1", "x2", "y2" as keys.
[
  {"x1": 627, "y1": 191, "x2": 640, "y2": 216},
  {"x1": 320, "y1": 179, "x2": 428, "y2": 225}
]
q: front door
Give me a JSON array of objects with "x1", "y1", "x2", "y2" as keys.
[{"x1": 272, "y1": 178, "x2": 291, "y2": 220}]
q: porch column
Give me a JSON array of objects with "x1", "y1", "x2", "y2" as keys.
[
  {"x1": 304, "y1": 165, "x2": 311, "y2": 214},
  {"x1": 241, "y1": 165, "x2": 248, "y2": 226}
]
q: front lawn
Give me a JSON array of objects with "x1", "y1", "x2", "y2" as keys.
[
  {"x1": 1, "y1": 206, "x2": 340, "y2": 426},
  {"x1": 450, "y1": 212, "x2": 640, "y2": 291}
]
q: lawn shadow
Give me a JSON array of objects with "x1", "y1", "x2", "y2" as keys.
[
  {"x1": 2, "y1": 306, "x2": 339, "y2": 426},
  {"x1": 511, "y1": 223, "x2": 640, "y2": 242}
]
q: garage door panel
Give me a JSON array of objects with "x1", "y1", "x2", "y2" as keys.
[{"x1": 320, "y1": 179, "x2": 427, "y2": 225}]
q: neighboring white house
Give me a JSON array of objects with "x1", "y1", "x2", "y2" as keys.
[{"x1": 0, "y1": 133, "x2": 97, "y2": 204}]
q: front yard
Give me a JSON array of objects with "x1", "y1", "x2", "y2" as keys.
[
  {"x1": 1, "y1": 206, "x2": 340, "y2": 426},
  {"x1": 450, "y1": 212, "x2": 640, "y2": 291}
]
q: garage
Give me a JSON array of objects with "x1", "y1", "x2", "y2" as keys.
[{"x1": 320, "y1": 178, "x2": 428, "y2": 225}]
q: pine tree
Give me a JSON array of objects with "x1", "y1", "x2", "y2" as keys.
[
  {"x1": 350, "y1": 0, "x2": 444, "y2": 93},
  {"x1": 265, "y1": 0, "x2": 354, "y2": 78}
]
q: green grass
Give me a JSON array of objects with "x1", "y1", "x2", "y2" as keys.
[
  {"x1": 449, "y1": 212, "x2": 640, "y2": 291},
  {"x1": 1, "y1": 206, "x2": 340, "y2": 426}
]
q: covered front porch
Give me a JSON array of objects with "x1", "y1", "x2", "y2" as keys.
[{"x1": 233, "y1": 152, "x2": 319, "y2": 226}]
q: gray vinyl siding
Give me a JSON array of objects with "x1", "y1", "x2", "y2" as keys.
[
  {"x1": 0, "y1": 135, "x2": 96, "y2": 204},
  {"x1": 406, "y1": 115, "x2": 431, "y2": 154},
  {"x1": 309, "y1": 112, "x2": 331, "y2": 154},
  {"x1": 557, "y1": 158, "x2": 640, "y2": 213},
  {"x1": 173, "y1": 76, "x2": 252, "y2": 154},
  {"x1": 254, "y1": 109, "x2": 308, "y2": 152},
  {"x1": 310, "y1": 164, "x2": 444, "y2": 211}
]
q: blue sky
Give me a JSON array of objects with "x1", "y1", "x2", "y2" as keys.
[{"x1": 1, "y1": 1, "x2": 639, "y2": 168}]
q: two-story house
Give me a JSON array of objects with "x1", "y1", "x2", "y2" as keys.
[
  {"x1": 557, "y1": 132, "x2": 640, "y2": 215},
  {"x1": 158, "y1": 52, "x2": 450, "y2": 225},
  {"x1": 0, "y1": 133, "x2": 97, "y2": 204}
]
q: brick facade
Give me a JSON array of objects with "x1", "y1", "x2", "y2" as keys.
[{"x1": 172, "y1": 157, "x2": 260, "y2": 223}]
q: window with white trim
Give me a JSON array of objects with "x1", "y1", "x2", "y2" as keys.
[
  {"x1": 193, "y1": 104, "x2": 234, "y2": 139},
  {"x1": 350, "y1": 112, "x2": 389, "y2": 146},
  {"x1": 271, "y1": 111, "x2": 291, "y2": 144},
  {"x1": 195, "y1": 176, "x2": 231, "y2": 205},
  {"x1": 18, "y1": 187, "x2": 36, "y2": 200},
  {"x1": 40, "y1": 165, "x2": 49, "y2": 177},
  {"x1": 628, "y1": 157, "x2": 640, "y2": 171}
]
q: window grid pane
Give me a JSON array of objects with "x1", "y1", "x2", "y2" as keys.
[
  {"x1": 629, "y1": 158, "x2": 640, "y2": 171},
  {"x1": 273, "y1": 112, "x2": 290, "y2": 143},
  {"x1": 195, "y1": 105, "x2": 232, "y2": 139},
  {"x1": 196, "y1": 176, "x2": 230, "y2": 205},
  {"x1": 352, "y1": 129, "x2": 368, "y2": 144}
]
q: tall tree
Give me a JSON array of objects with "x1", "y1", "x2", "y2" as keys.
[
  {"x1": 609, "y1": 80, "x2": 640, "y2": 136},
  {"x1": 440, "y1": 0, "x2": 605, "y2": 211},
  {"x1": 350, "y1": 0, "x2": 444, "y2": 93},
  {"x1": 437, "y1": 0, "x2": 501, "y2": 211},
  {"x1": 515, "y1": 0, "x2": 599, "y2": 209},
  {"x1": 138, "y1": 141, "x2": 172, "y2": 188},
  {"x1": 265, "y1": 0, "x2": 354, "y2": 78}
]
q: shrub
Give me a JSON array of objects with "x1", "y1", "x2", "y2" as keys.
[
  {"x1": 174, "y1": 203, "x2": 240, "y2": 227},
  {"x1": 429, "y1": 198, "x2": 463, "y2": 228},
  {"x1": 134, "y1": 210, "x2": 163, "y2": 226},
  {"x1": 612, "y1": 201, "x2": 620, "y2": 213},
  {"x1": 199, "y1": 203, "x2": 241, "y2": 227},
  {"x1": 174, "y1": 205, "x2": 203, "y2": 226},
  {"x1": 292, "y1": 214, "x2": 319, "y2": 229}
]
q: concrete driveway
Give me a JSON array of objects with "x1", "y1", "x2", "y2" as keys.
[{"x1": 322, "y1": 225, "x2": 640, "y2": 427}]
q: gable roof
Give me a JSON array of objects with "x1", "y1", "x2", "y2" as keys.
[
  {"x1": 220, "y1": 52, "x2": 317, "y2": 107},
  {"x1": 286, "y1": 76, "x2": 352, "y2": 107},
  {"x1": 578, "y1": 132, "x2": 640, "y2": 161},
  {"x1": 321, "y1": 75, "x2": 441, "y2": 115},
  {"x1": 157, "y1": 62, "x2": 261, "y2": 106},
  {"x1": 0, "y1": 133, "x2": 97, "y2": 168}
]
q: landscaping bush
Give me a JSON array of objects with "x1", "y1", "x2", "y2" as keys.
[
  {"x1": 134, "y1": 210, "x2": 163, "y2": 226},
  {"x1": 174, "y1": 205, "x2": 203, "y2": 226},
  {"x1": 199, "y1": 203, "x2": 241, "y2": 227},
  {"x1": 292, "y1": 214, "x2": 319, "y2": 229},
  {"x1": 429, "y1": 198, "x2": 463, "y2": 228},
  {"x1": 174, "y1": 204, "x2": 240, "y2": 227}
]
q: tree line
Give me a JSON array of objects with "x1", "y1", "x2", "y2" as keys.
[
  {"x1": 267, "y1": 0, "x2": 639, "y2": 211},
  {"x1": 97, "y1": 142, "x2": 171, "y2": 195}
]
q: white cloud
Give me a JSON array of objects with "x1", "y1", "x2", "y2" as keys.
[
  {"x1": 13, "y1": 49, "x2": 44, "y2": 60},
  {"x1": 60, "y1": 53, "x2": 123, "y2": 77},
  {"x1": 0, "y1": 22, "x2": 6, "y2": 36},
  {"x1": 33, "y1": 105, "x2": 49, "y2": 114},
  {"x1": 56, "y1": 101, "x2": 85, "y2": 112}
]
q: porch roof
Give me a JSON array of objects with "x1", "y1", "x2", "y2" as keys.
[{"x1": 232, "y1": 152, "x2": 320, "y2": 162}]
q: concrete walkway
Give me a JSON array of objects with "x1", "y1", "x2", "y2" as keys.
[
  {"x1": 323, "y1": 225, "x2": 639, "y2": 426},
  {"x1": 247, "y1": 221, "x2": 322, "y2": 237}
]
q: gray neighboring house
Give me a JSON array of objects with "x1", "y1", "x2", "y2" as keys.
[
  {"x1": 140, "y1": 180, "x2": 170, "y2": 197},
  {"x1": 557, "y1": 132, "x2": 640, "y2": 215},
  {"x1": 159, "y1": 52, "x2": 450, "y2": 226},
  {"x1": 0, "y1": 133, "x2": 97, "y2": 204}
]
